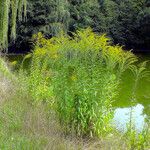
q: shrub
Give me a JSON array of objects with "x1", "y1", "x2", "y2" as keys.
[{"x1": 22, "y1": 28, "x2": 138, "y2": 137}]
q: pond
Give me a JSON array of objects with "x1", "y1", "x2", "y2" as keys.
[
  {"x1": 113, "y1": 53, "x2": 150, "y2": 131},
  {"x1": 6, "y1": 53, "x2": 150, "y2": 131}
]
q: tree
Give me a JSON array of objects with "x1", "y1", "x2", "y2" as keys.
[
  {"x1": 0, "y1": 0, "x2": 26, "y2": 51},
  {"x1": 1, "y1": 0, "x2": 149, "y2": 52},
  {"x1": 134, "y1": 1, "x2": 150, "y2": 49},
  {"x1": 10, "y1": 0, "x2": 71, "y2": 53}
]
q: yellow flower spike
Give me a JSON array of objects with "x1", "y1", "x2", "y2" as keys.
[
  {"x1": 37, "y1": 32, "x2": 43, "y2": 38},
  {"x1": 70, "y1": 75, "x2": 77, "y2": 81},
  {"x1": 51, "y1": 53, "x2": 58, "y2": 59},
  {"x1": 11, "y1": 61, "x2": 17, "y2": 66},
  {"x1": 34, "y1": 47, "x2": 47, "y2": 56}
]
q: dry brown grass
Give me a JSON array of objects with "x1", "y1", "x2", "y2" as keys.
[
  {"x1": 0, "y1": 57, "x2": 12, "y2": 103},
  {"x1": 19, "y1": 102, "x2": 128, "y2": 150},
  {"x1": 0, "y1": 77, "x2": 128, "y2": 150},
  {"x1": 0, "y1": 77, "x2": 12, "y2": 103}
]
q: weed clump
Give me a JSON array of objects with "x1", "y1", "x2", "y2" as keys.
[{"x1": 21, "y1": 28, "x2": 146, "y2": 138}]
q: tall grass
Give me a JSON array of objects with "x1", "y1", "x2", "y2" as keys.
[
  {"x1": 0, "y1": 57, "x2": 11, "y2": 78},
  {"x1": 0, "y1": 57, "x2": 14, "y2": 104}
]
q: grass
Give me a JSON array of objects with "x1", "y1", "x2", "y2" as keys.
[
  {"x1": 0, "y1": 81, "x2": 78, "y2": 149},
  {"x1": 0, "y1": 28, "x2": 150, "y2": 149},
  {"x1": 0, "y1": 79, "x2": 127, "y2": 150},
  {"x1": 0, "y1": 88, "x2": 149, "y2": 149}
]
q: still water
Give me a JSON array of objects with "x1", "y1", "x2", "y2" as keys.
[
  {"x1": 7, "y1": 53, "x2": 150, "y2": 131},
  {"x1": 113, "y1": 54, "x2": 150, "y2": 131}
]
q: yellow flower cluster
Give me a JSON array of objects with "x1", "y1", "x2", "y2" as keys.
[
  {"x1": 70, "y1": 75, "x2": 77, "y2": 81},
  {"x1": 31, "y1": 28, "x2": 137, "y2": 72}
]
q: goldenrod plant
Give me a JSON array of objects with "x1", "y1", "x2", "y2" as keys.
[{"x1": 20, "y1": 28, "x2": 143, "y2": 138}]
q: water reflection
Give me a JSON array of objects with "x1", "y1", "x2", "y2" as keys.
[
  {"x1": 114, "y1": 104, "x2": 146, "y2": 131},
  {"x1": 113, "y1": 55, "x2": 150, "y2": 130}
]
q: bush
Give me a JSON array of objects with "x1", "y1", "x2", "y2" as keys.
[{"x1": 22, "y1": 28, "x2": 138, "y2": 137}]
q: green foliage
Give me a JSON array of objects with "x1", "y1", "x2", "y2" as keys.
[
  {"x1": 0, "y1": 0, "x2": 149, "y2": 51},
  {"x1": 0, "y1": 0, "x2": 26, "y2": 50},
  {"x1": 19, "y1": 54, "x2": 54, "y2": 104},
  {"x1": 125, "y1": 122, "x2": 150, "y2": 150},
  {"x1": 0, "y1": 88, "x2": 54, "y2": 149},
  {"x1": 0, "y1": 35, "x2": 150, "y2": 148},
  {"x1": 0, "y1": 57, "x2": 11, "y2": 78},
  {"x1": 24, "y1": 0, "x2": 70, "y2": 35},
  {"x1": 124, "y1": 60, "x2": 150, "y2": 149},
  {"x1": 12, "y1": 0, "x2": 150, "y2": 52},
  {"x1": 21, "y1": 28, "x2": 139, "y2": 137},
  {"x1": 131, "y1": 61, "x2": 150, "y2": 81}
]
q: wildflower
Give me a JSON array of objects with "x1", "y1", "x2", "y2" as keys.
[
  {"x1": 70, "y1": 75, "x2": 77, "y2": 81},
  {"x1": 11, "y1": 61, "x2": 17, "y2": 66},
  {"x1": 51, "y1": 52, "x2": 59, "y2": 59},
  {"x1": 35, "y1": 47, "x2": 46, "y2": 56}
]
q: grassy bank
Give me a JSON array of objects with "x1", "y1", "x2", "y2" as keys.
[
  {"x1": 0, "y1": 29, "x2": 150, "y2": 149},
  {"x1": 0, "y1": 83, "x2": 125, "y2": 149},
  {"x1": 0, "y1": 72, "x2": 149, "y2": 149}
]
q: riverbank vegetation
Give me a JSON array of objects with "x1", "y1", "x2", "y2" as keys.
[
  {"x1": 0, "y1": 29, "x2": 150, "y2": 149},
  {"x1": 0, "y1": 0, "x2": 150, "y2": 149}
]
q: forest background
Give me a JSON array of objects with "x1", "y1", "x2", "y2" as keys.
[{"x1": 3, "y1": 0, "x2": 150, "y2": 53}]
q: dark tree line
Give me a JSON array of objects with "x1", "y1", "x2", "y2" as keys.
[{"x1": 9, "y1": 0, "x2": 150, "y2": 53}]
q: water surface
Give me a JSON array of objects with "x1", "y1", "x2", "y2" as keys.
[{"x1": 113, "y1": 54, "x2": 150, "y2": 131}]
